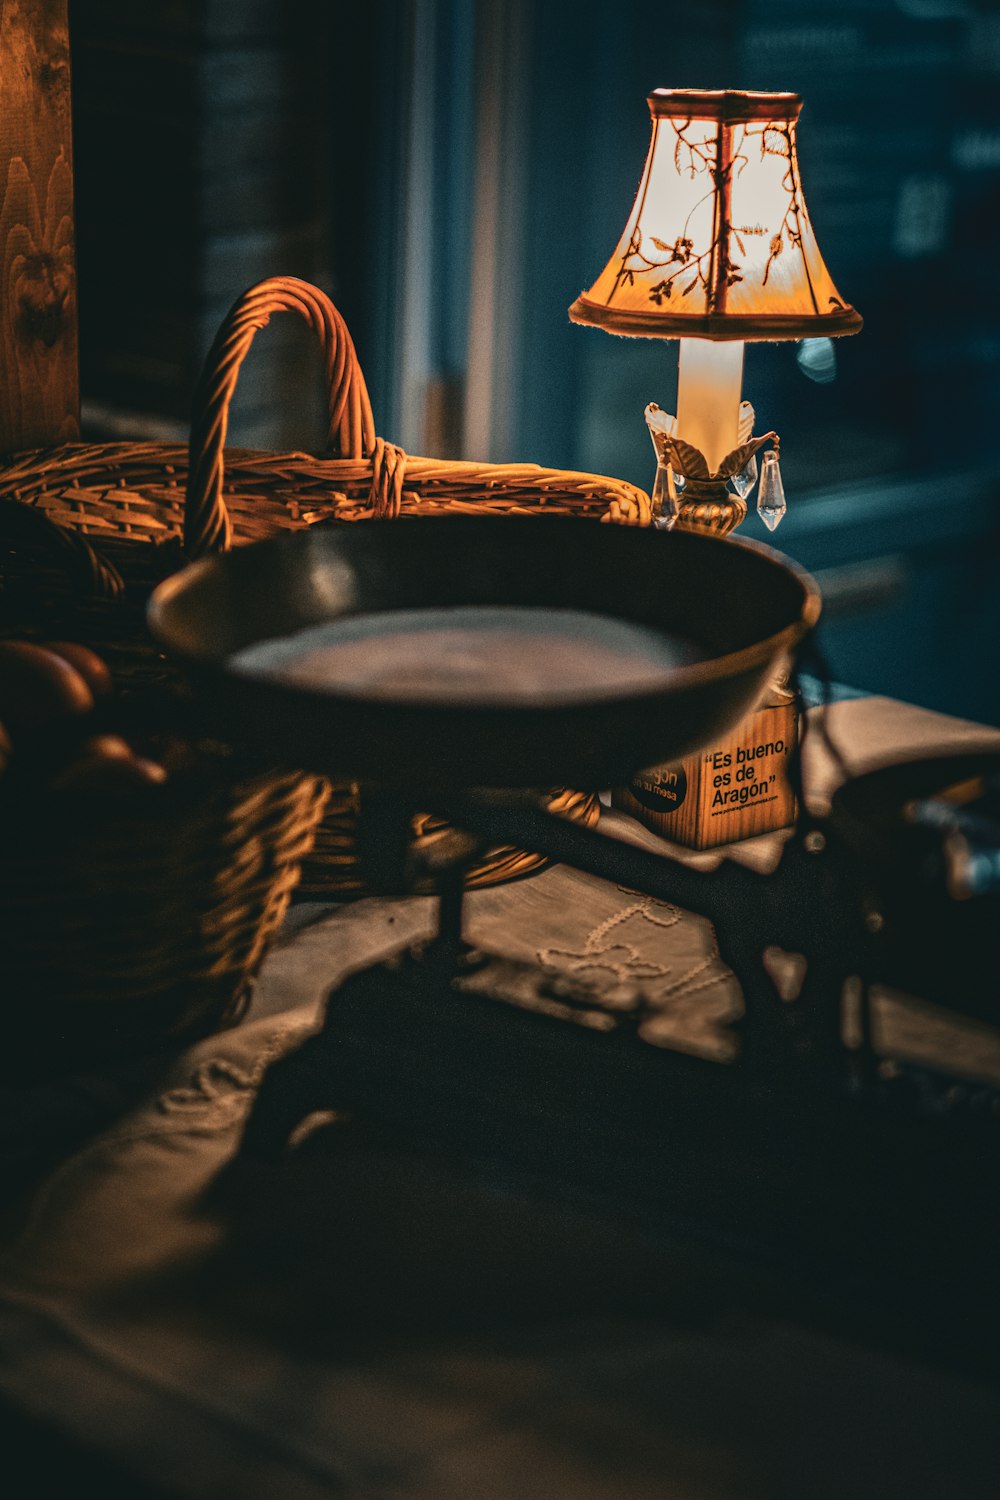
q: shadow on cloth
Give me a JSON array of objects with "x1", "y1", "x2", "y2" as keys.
[{"x1": 184, "y1": 1115, "x2": 703, "y2": 1356}]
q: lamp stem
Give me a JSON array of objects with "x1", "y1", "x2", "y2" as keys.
[{"x1": 675, "y1": 338, "x2": 744, "y2": 474}]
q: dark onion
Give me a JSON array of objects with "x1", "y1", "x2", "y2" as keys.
[
  {"x1": 45, "y1": 641, "x2": 113, "y2": 698},
  {"x1": 0, "y1": 641, "x2": 94, "y2": 726}
]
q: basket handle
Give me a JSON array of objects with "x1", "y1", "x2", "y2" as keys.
[{"x1": 184, "y1": 276, "x2": 378, "y2": 557}]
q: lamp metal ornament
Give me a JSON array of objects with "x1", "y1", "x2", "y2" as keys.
[{"x1": 569, "y1": 88, "x2": 861, "y2": 536}]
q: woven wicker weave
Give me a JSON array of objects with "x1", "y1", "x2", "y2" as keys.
[
  {"x1": 0, "y1": 765, "x2": 330, "y2": 1075},
  {"x1": 1, "y1": 276, "x2": 653, "y2": 893},
  {"x1": 0, "y1": 498, "x2": 330, "y2": 1069}
]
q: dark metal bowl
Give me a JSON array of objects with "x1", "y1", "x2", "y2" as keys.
[{"x1": 148, "y1": 516, "x2": 820, "y2": 788}]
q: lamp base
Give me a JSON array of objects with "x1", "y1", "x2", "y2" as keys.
[
  {"x1": 612, "y1": 691, "x2": 798, "y2": 849},
  {"x1": 671, "y1": 477, "x2": 746, "y2": 536},
  {"x1": 645, "y1": 402, "x2": 779, "y2": 538}
]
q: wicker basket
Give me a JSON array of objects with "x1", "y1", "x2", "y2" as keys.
[
  {"x1": 0, "y1": 505, "x2": 330, "y2": 1073},
  {"x1": 0, "y1": 764, "x2": 329, "y2": 1077},
  {"x1": 1, "y1": 275, "x2": 653, "y2": 895}
]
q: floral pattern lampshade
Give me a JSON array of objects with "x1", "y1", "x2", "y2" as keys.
[{"x1": 569, "y1": 89, "x2": 862, "y2": 342}]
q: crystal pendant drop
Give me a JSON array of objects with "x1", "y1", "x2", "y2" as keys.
[
  {"x1": 730, "y1": 452, "x2": 758, "y2": 500},
  {"x1": 645, "y1": 403, "x2": 679, "y2": 530},
  {"x1": 651, "y1": 463, "x2": 679, "y2": 530},
  {"x1": 757, "y1": 450, "x2": 786, "y2": 531}
]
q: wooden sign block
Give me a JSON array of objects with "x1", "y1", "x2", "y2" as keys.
[{"x1": 613, "y1": 697, "x2": 799, "y2": 849}]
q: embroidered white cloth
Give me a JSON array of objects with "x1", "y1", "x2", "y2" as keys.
[{"x1": 1, "y1": 698, "x2": 999, "y2": 1499}]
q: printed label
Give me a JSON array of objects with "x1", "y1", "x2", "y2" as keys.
[
  {"x1": 705, "y1": 737, "x2": 787, "y2": 817},
  {"x1": 629, "y1": 762, "x2": 687, "y2": 814}
]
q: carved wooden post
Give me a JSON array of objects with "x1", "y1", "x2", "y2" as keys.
[{"x1": 0, "y1": 0, "x2": 79, "y2": 453}]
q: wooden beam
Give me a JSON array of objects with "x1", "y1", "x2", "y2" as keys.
[{"x1": 0, "y1": 0, "x2": 79, "y2": 454}]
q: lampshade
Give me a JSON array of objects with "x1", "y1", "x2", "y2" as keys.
[{"x1": 569, "y1": 89, "x2": 862, "y2": 341}]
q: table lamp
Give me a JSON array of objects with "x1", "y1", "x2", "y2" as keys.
[
  {"x1": 573, "y1": 88, "x2": 861, "y2": 847},
  {"x1": 570, "y1": 88, "x2": 861, "y2": 535}
]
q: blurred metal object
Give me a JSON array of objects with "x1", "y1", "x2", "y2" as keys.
[{"x1": 148, "y1": 515, "x2": 819, "y2": 788}]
